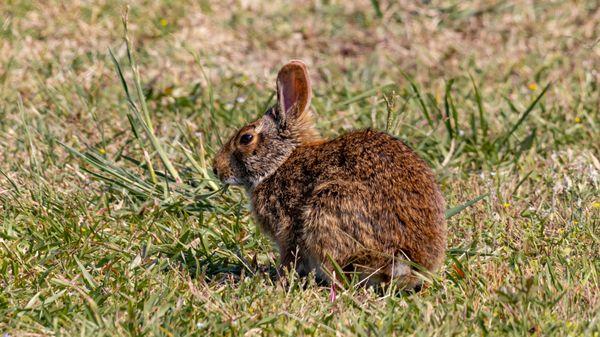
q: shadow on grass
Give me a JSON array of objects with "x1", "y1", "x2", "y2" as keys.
[
  {"x1": 172, "y1": 250, "x2": 426, "y2": 298},
  {"x1": 167, "y1": 249, "x2": 279, "y2": 285}
]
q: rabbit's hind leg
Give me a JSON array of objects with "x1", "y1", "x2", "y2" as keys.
[
  {"x1": 386, "y1": 262, "x2": 422, "y2": 291},
  {"x1": 301, "y1": 180, "x2": 375, "y2": 285}
]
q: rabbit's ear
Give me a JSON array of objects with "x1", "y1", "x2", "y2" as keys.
[{"x1": 275, "y1": 60, "x2": 312, "y2": 122}]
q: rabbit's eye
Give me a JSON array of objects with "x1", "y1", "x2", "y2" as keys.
[{"x1": 240, "y1": 133, "x2": 254, "y2": 145}]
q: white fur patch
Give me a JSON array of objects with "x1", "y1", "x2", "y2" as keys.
[
  {"x1": 391, "y1": 263, "x2": 411, "y2": 278},
  {"x1": 224, "y1": 177, "x2": 242, "y2": 185}
]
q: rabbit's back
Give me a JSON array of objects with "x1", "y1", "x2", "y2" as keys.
[{"x1": 252, "y1": 129, "x2": 446, "y2": 277}]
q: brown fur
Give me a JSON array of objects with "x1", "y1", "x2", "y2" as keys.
[{"x1": 213, "y1": 60, "x2": 446, "y2": 289}]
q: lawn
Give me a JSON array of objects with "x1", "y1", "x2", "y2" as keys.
[{"x1": 0, "y1": 1, "x2": 598, "y2": 336}]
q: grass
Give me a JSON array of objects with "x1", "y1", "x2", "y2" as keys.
[{"x1": 0, "y1": 1, "x2": 599, "y2": 336}]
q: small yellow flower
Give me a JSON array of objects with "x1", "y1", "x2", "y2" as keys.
[
  {"x1": 527, "y1": 83, "x2": 538, "y2": 91},
  {"x1": 99, "y1": 148, "x2": 106, "y2": 155},
  {"x1": 573, "y1": 220, "x2": 579, "y2": 225},
  {"x1": 160, "y1": 18, "x2": 168, "y2": 27},
  {"x1": 503, "y1": 202, "x2": 511, "y2": 209},
  {"x1": 574, "y1": 117, "x2": 581, "y2": 123},
  {"x1": 593, "y1": 202, "x2": 600, "y2": 209}
]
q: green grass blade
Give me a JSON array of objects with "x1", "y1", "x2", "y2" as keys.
[
  {"x1": 108, "y1": 48, "x2": 132, "y2": 102},
  {"x1": 445, "y1": 193, "x2": 488, "y2": 219},
  {"x1": 402, "y1": 72, "x2": 434, "y2": 128},
  {"x1": 370, "y1": 0, "x2": 383, "y2": 18},
  {"x1": 497, "y1": 83, "x2": 550, "y2": 150},
  {"x1": 326, "y1": 253, "x2": 350, "y2": 288},
  {"x1": 443, "y1": 79, "x2": 456, "y2": 140},
  {"x1": 470, "y1": 74, "x2": 488, "y2": 140}
]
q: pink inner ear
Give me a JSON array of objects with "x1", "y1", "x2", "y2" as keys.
[
  {"x1": 277, "y1": 61, "x2": 311, "y2": 118},
  {"x1": 282, "y1": 73, "x2": 300, "y2": 113}
]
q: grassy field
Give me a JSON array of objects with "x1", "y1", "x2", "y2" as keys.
[{"x1": 0, "y1": 1, "x2": 599, "y2": 336}]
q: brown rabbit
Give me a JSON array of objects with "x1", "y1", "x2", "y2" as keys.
[{"x1": 213, "y1": 60, "x2": 446, "y2": 289}]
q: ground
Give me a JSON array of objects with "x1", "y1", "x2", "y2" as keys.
[{"x1": 0, "y1": 1, "x2": 598, "y2": 336}]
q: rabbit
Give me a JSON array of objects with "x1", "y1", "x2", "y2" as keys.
[{"x1": 212, "y1": 60, "x2": 446, "y2": 289}]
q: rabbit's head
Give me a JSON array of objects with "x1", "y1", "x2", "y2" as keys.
[{"x1": 213, "y1": 60, "x2": 321, "y2": 189}]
